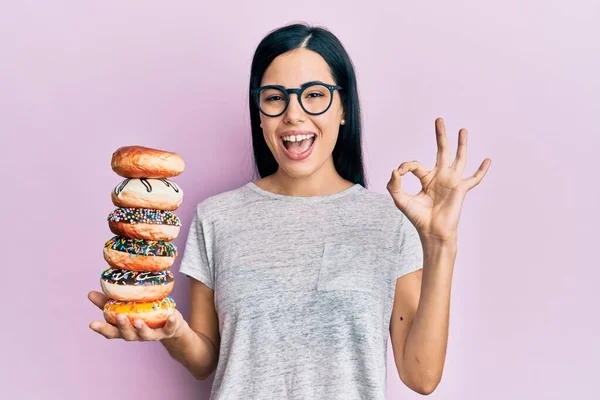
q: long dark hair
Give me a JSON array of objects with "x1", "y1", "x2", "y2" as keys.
[{"x1": 248, "y1": 23, "x2": 367, "y2": 188}]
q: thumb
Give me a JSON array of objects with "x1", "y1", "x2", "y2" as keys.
[
  {"x1": 88, "y1": 290, "x2": 108, "y2": 310},
  {"x1": 160, "y1": 309, "x2": 186, "y2": 339},
  {"x1": 386, "y1": 169, "x2": 409, "y2": 211}
]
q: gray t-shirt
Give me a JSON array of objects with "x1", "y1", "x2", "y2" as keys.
[{"x1": 178, "y1": 182, "x2": 423, "y2": 399}]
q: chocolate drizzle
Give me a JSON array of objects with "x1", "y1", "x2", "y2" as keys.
[
  {"x1": 115, "y1": 179, "x2": 131, "y2": 194},
  {"x1": 114, "y1": 178, "x2": 180, "y2": 195},
  {"x1": 101, "y1": 268, "x2": 174, "y2": 286},
  {"x1": 159, "y1": 179, "x2": 180, "y2": 193},
  {"x1": 140, "y1": 179, "x2": 152, "y2": 192}
]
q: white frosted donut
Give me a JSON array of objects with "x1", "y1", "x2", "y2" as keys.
[
  {"x1": 104, "y1": 296, "x2": 176, "y2": 329},
  {"x1": 111, "y1": 178, "x2": 183, "y2": 211},
  {"x1": 100, "y1": 268, "x2": 174, "y2": 302},
  {"x1": 108, "y1": 207, "x2": 181, "y2": 241},
  {"x1": 103, "y1": 236, "x2": 176, "y2": 272}
]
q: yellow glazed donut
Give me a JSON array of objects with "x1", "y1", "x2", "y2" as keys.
[{"x1": 103, "y1": 296, "x2": 176, "y2": 329}]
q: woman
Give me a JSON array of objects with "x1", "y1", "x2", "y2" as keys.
[{"x1": 89, "y1": 23, "x2": 491, "y2": 399}]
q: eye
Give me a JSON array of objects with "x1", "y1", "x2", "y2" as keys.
[
  {"x1": 266, "y1": 95, "x2": 285, "y2": 102},
  {"x1": 305, "y1": 92, "x2": 324, "y2": 98}
]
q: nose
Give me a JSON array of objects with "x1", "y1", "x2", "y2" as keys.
[{"x1": 283, "y1": 93, "x2": 305, "y2": 125}]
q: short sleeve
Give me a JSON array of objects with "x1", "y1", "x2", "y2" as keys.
[
  {"x1": 178, "y1": 206, "x2": 215, "y2": 289},
  {"x1": 396, "y1": 213, "x2": 424, "y2": 279}
]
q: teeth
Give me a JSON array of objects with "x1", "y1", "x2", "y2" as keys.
[{"x1": 282, "y1": 134, "x2": 315, "y2": 142}]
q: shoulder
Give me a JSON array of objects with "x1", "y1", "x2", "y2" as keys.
[{"x1": 192, "y1": 183, "x2": 253, "y2": 223}]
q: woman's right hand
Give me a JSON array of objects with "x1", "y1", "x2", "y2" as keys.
[{"x1": 88, "y1": 290, "x2": 187, "y2": 341}]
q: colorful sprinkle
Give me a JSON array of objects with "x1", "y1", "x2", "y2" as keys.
[
  {"x1": 104, "y1": 236, "x2": 177, "y2": 257},
  {"x1": 104, "y1": 296, "x2": 176, "y2": 313},
  {"x1": 108, "y1": 207, "x2": 181, "y2": 226}
]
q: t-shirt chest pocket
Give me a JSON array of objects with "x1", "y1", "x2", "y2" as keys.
[{"x1": 317, "y1": 243, "x2": 376, "y2": 293}]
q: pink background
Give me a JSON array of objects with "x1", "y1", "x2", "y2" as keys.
[{"x1": 1, "y1": 1, "x2": 598, "y2": 399}]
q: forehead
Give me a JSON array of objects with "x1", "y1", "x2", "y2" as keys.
[{"x1": 260, "y1": 48, "x2": 335, "y2": 87}]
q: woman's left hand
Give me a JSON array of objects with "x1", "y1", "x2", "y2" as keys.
[{"x1": 386, "y1": 118, "x2": 491, "y2": 243}]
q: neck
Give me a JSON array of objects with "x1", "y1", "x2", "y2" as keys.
[{"x1": 258, "y1": 158, "x2": 354, "y2": 197}]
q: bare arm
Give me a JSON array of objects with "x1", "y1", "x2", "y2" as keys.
[
  {"x1": 389, "y1": 239, "x2": 457, "y2": 395},
  {"x1": 161, "y1": 278, "x2": 220, "y2": 380},
  {"x1": 89, "y1": 277, "x2": 220, "y2": 380}
]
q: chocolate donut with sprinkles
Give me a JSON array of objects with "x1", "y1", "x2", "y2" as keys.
[
  {"x1": 103, "y1": 236, "x2": 177, "y2": 272},
  {"x1": 100, "y1": 267, "x2": 175, "y2": 302},
  {"x1": 108, "y1": 207, "x2": 181, "y2": 241},
  {"x1": 104, "y1": 296, "x2": 176, "y2": 329}
]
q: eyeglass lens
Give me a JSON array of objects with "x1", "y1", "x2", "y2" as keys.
[{"x1": 258, "y1": 84, "x2": 332, "y2": 116}]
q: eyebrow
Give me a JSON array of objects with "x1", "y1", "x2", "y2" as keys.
[
  {"x1": 262, "y1": 80, "x2": 328, "y2": 89},
  {"x1": 300, "y1": 80, "x2": 326, "y2": 89}
]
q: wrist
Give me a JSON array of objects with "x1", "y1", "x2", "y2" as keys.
[
  {"x1": 420, "y1": 234, "x2": 458, "y2": 264},
  {"x1": 420, "y1": 235, "x2": 458, "y2": 250}
]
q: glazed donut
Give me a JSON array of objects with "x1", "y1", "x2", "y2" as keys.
[
  {"x1": 112, "y1": 178, "x2": 183, "y2": 211},
  {"x1": 111, "y1": 146, "x2": 185, "y2": 179},
  {"x1": 108, "y1": 207, "x2": 181, "y2": 241},
  {"x1": 103, "y1": 236, "x2": 177, "y2": 272},
  {"x1": 100, "y1": 267, "x2": 174, "y2": 302},
  {"x1": 103, "y1": 296, "x2": 176, "y2": 329}
]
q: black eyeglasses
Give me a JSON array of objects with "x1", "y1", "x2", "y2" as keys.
[{"x1": 251, "y1": 81, "x2": 342, "y2": 117}]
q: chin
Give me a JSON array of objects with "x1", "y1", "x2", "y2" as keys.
[{"x1": 279, "y1": 159, "x2": 323, "y2": 178}]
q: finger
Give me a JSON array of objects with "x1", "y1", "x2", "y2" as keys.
[
  {"x1": 89, "y1": 320, "x2": 121, "y2": 339},
  {"x1": 435, "y1": 117, "x2": 451, "y2": 168},
  {"x1": 116, "y1": 314, "x2": 139, "y2": 341},
  {"x1": 464, "y1": 158, "x2": 491, "y2": 190},
  {"x1": 451, "y1": 128, "x2": 468, "y2": 173},
  {"x1": 387, "y1": 169, "x2": 412, "y2": 212},
  {"x1": 132, "y1": 319, "x2": 157, "y2": 341},
  {"x1": 397, "y1": 161, "x2": 429, "y2": 180},
  {"x1": 88, "y1": 291, "x2": 108, "y2": 310}
]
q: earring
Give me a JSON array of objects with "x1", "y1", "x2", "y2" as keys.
[{"x1": 341, "y1": 119, "x2": 345, "y2": 125}]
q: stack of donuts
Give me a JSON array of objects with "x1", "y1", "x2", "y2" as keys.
[{"x1": 101, "y1": 146, "x2": 185, "y2": 328}]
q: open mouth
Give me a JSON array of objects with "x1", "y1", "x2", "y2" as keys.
[{"x1": 281, "y1": 134, "x2": 316, "y2": 155}]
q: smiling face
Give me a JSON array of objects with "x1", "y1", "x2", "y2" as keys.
[{"x1": 258, "y1": 48, "x2": 345, "y2": 180}]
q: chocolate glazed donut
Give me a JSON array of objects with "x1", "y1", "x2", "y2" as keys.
[
  {"x1": 100, "y1": 268, "x2": 175, "y2": 302},
  {"x1": 108, "y1": 207, "x2": 181, "y2": 241},
  {"x1": 103, "y1": 236, "x2": 177, "y2": 272}
]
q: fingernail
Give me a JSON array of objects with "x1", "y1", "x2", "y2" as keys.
[{"x1": 133, "y1": 320, "x2": 143, "y2": 329}]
